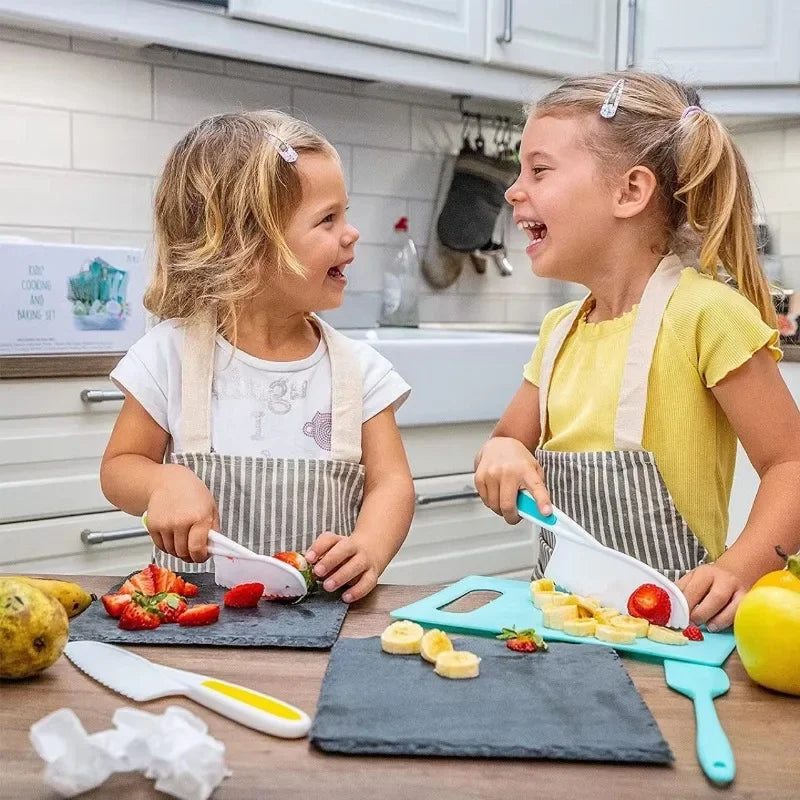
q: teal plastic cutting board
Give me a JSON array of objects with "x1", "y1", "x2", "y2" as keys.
[{"x1": 391, "y1": 576, "x2": 736, "y2": 667}]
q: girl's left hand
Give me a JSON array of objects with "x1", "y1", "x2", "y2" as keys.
[
  {"x1": 676, "y1": 563, "x2": 749, "y2": 632},
  {"x1": 305, "y1": 532, "x2": 380, "y2": 603}
]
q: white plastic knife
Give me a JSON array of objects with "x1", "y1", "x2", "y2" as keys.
[{"x1": 64, "y1": 641, "x2": 311, "y2": 738}]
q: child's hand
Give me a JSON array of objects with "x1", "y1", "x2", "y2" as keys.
[
  {"x1": 676, "y1": 563, "x2": 749, "y2": 632},
  {"x1": 474, "y1": 436, "x2": 552, "y2": 524},
  {"x1": 145, "y1": 464, "x2": 218, "y2": 563},
  {"x1": 305, "y1": 532, "x2": 381, "y2": 604}
]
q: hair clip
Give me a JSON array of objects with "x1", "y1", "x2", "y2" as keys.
[
  {"x1": 680, "y1": 105, "x2": 703, "y2": 121},
  {"x1": 267, "y1": 133, "x2": 298, "y2": 163},
  {"x1": 600, "y1": 79, "x2": 625, "y2": 119}
]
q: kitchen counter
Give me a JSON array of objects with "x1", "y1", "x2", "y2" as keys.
[
  {"x1": 782, "y1": 342, "x2": 800, "y2": 362},
  {"x1": 2, "y1": 577, "x2": 796, "y2": 800}
]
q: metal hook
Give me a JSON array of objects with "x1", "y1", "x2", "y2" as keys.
[{"x1": 475, "y1": 113, "x2": 484, "y2": 153}]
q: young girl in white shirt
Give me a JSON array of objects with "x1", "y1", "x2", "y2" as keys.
[{"x1": 101, "y1": 110, "x2": 415, "y2": 603}]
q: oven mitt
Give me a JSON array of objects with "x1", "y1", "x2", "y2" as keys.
[{"x1": 436, "y1": 150, "x2": 517, "y2": 252}]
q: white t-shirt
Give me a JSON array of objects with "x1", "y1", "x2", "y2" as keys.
[{"x1": 111, "y1": 320, "x2": 410, "y2": 459}]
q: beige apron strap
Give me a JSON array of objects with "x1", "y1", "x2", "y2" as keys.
[
  {"x1": 180, "y1": 311, "x2": 217, "y2": 453},
  {"x1": 614, "y1": 254, "x2": 684, "y2": 450},
  {"x1": 313, "y1": 315, "x2": 363, "y2": 464},
  {"x1": 537, "y1": 296, "x2": 591, "y2": 447}
]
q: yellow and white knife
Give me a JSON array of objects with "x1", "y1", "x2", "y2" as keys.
[{"x1": 64, "y1": 641, "x2": 311, "y2": 738}]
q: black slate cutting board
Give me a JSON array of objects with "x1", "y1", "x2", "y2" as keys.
[
  {"x1": 311, "y1": 636, "x2": 673, "y2": 763},
  {"x1": 69, "y1": 572, "x2": 348, "y2": 649}
]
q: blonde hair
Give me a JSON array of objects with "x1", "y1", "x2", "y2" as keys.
[
  {"x1": 145, "y1": 110, "x2": 337, "y2": 336},
  {"x1": 531, "y1": 70, "x2": 776, "y2": 327}
]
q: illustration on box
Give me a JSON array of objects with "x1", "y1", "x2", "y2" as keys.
[{"x1": 67, "y1": 257, "x2": 130, "y2": 331}]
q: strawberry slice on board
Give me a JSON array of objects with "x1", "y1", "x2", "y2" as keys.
[
  {"x1": 627, "y1": 583, "x2": 672, "y2": 626},
  {"x1": 273, "y1": 551, "x2": 318, "y2": 592},
  {"x1": 223, "y1": 583, "x2": 264, "y2": 608},
  {"x1": 152, "y1": 593, "x2": 188, "y2": 623},
  {"x1": 496, "y1": 627, "x2": 548, "y2": 653},
  {"x1": 180, "y1": 580, "x2": 200, "y2": 598},
  {"x1": 118, "y1": 602, "x2": 161, "y2": 630},
  {"x1": 101, "y1": 593, "x2": 132, "y2": 618},
  {"x1": 177, "y1": 604, "x2": 220, "y2": 627}
]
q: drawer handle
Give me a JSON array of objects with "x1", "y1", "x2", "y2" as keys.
[
  {"x1": 415, "y1": 486, "x2": 479, "y2": 506},
  {"x1": 496, "y1": 0, "x2": 513, "y2": 44},
  {"x1": 81, "y1": 526, "x2": 149, "y2": 545},
  {"x1": 80, "y1": 389, "x2": 125, "y2": 403}
]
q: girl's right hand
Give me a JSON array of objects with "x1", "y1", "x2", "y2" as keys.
[
  {"x1": 145, "y1": 464, "x2": 218, "y2": 563},
  {"x1": 474, "y1": 437, "x2": 552, "y2": 524}
]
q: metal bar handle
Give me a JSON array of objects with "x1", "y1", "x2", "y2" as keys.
[
  {"x1": 496, "y1": 0, "x2": 513, "y2": 44},
  {"x1": 81, "y1": 389, "x2": 125, "y2": 403},
  {"x1": 626, "y1": 0, "x2": 637, "y2": 68},
  {"x1": 415, "y1": 486, "x2": 479, "y2": 506},
  {"x1": 81, "y1": 527, "x2": 149, "y2": 545}
]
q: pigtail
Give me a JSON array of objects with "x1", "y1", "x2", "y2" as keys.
[{"x1": 674, "y1": 113, "x2": 776, "y2": 328}]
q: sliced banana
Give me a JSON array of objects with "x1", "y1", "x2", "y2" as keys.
[
  {"x1": 542, "y1": 604, "x2": 579, "y2": 630},
  {"x1": 593, "y1": 607, "x2": 622, "y2": 625},
  {"x1": 610, "y1": 615, "x2": 650, "y2": 638},
  {"x1": 595, "y1": 623, "x2": 637, "y2": 644},
  {"x1": 530, "y1": 577, "x2": 555, "y2": 594},
  {"x1": 575, "y1": 596, "x2": 601, "y2": 618},
  {"x1": 647, "y1": 625, "x2": 689, "y2": 646},
  {"x1": 381, "y1": 620, "x2": 424, "y2": 654},
  {"x1": 434, "y1": 650, "x2": 480, "y2": 679},
  {"x1": 420, "y1": 629, "x2": 454, "y2": 663},
  {"x1": 533, "y1": 591, "x2": 576, "y2": 610},
  {"x1": 563, "y1": 618, "x2": 597, "y2": 637}
]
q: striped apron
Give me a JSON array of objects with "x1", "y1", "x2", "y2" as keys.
[
  {"x1": 156, "y1": 314, "x2": 365, "y2": 574},
  {"x1": 533, "y1": 255, "x2": 707, "y2": 582}
]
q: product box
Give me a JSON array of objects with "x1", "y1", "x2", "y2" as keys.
[{"x1": 0, "y1": 243, "x2": 146, "y2": 356}]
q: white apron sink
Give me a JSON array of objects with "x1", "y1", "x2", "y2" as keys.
[{"x1": 344, "y1": 327, "x2": 539, "y2": 426}]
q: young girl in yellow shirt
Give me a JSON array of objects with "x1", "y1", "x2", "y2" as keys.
[{"x1": 474, "y1": 71, "x2": 800, "y2": 631}]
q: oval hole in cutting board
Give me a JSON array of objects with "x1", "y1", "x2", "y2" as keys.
[{"x1": 437, "y1": 590, "x2": 502, "y2": 614}]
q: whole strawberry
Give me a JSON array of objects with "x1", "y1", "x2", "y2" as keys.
[
  {"x1": 497, "y1": 627, "x2": 548, "y2": 653},
  {"x1": 628, "y1": 583, "x2": 672, "y2": 626},
  {"x1": 273, "y1": 551, "x2": 318, "y2": 594}
]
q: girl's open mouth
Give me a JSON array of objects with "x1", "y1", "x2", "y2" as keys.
[
  {"x1": 518, "y1": 220, "x2": 547, "y2": 244},
  {"x1": 327, "y1": 265, "x2": 347, "y2": 283}
]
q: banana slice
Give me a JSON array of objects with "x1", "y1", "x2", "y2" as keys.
[
  {"x1": 420, "y1": 629, "x2": 454, "y2": 663},
  {"x1": 381, "y1": 620, "x2": 424, "y2": 654},
  {"x1": 542, "y1": 604, "x2": 579, "y2": 630},
  {"x1": 563, "y1": 618, "x2": 597, "y2": 637},
  {"x1": 610, "y1": 615, "x2": 650, "y2": 638},
  {"x1": 647, "y1": 625, "x2": 689, "y2": 646},
  {"x1": 434, "y1": 650, "x2": 480, "y2": 679},
  {"x1": 595, "y1": 623, "x2": 636, "y2": 644},
  {"x1": 575, "y1": 596, "x2": 601, "y2": 618},
  {"x1": 530, "y1": 578, "x2": 555, "y2": 594},
  {"x1": 593, "y1": 607, "x2": 622, "y2": 625},
  {"x1": 533, "y1": 591, "x2": 577, "y2": 610}
]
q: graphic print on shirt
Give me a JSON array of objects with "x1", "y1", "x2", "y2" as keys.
[{"x1": 303, "y1": 411, "x2": 333, "y2": 451}]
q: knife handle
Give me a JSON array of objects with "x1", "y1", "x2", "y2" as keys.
[
  {"x1": 184, "y1": 678, "x2": 311, "y2": 738},
  {"x1": 694, "y1": 693, "x2": 735, "y2": 785}
]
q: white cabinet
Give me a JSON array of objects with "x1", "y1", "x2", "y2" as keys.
[
  {"x1": 487, "y1": 0, "x2": 617, "y2": 75},
  {"x1": 228, "y1": 0, "x2": 486, "y2": 61},
  {"x1": 626, "y1": 0, "x2": 800, "y2": 86}
]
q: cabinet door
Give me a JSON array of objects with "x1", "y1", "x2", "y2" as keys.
[
  {"x1": 631, "y1": 0, "x2": 800, "y2": 86},
  {"x1": 228, "y1": 0, "x2": 486, "y2": 61},
  {"x1": 486, "y1": 0, "x2": 617, "y2": 75}
]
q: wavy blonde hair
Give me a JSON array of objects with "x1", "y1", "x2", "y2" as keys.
[
  {"x1": 531, "y1": 70, "x2": 775, "y2": 327},
  {"x1": 145, "y1": 110, "x2": 337, "y2": 336}
]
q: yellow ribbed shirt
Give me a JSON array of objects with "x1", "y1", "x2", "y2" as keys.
[{"x1": 524, "y1": 268, "x2": 781, "y2": 559}]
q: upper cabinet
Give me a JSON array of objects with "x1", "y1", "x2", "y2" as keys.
[
  {"x1": 486, "y1": 0, "x2": 617, "y2": 75},
  {"x1": 626, "y1": 0, "x2": 800, "y2": 85},
  {"x1": 227, "y1": 0, "x2": 486, "y2": 61}
]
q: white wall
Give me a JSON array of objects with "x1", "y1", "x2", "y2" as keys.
[{"x1": 0, "y1": 25, "x2": 564, "y2": 330}]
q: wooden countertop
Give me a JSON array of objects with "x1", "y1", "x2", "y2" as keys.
[{"x1": 2, "y1": 576, "x2": 796, "y2": 800}]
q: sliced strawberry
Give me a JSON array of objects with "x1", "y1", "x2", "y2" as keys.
[
  {"x1": 682, "y1": 625, "x2": 705, "y2": 641},
  {"x1": 118, "y1": 579, "x2": 137, "y2": 596},
  {"x1": 506, "y1": 638, "x2": 538, "y2": 652},
  {"x1": 273, "y1": 551, "x2": 317, "y2": 591},
  {"x1": 118, "y1": 602, "x2": 161, "y2": 630},
  {"x1": 263, "y1": 593, "x2": 303, "y2": 604},
  {"x1": 177, "y1": 603, "x2": 219, "y2": 627},
  {"x1": 180, "y1": 580, "x2": 199, "y2": 598},
  {"x1": 153, "y1": 593, "x2": 188, "y2": 623},
  {"x1": 149, "y1": 564, "x2": 177, "y2": 594},
  {"x1": 627, "y1": 583, "x2": 672, "y2": 626},
  {"x1": 496, "y1": 626, "x2": 548, "y2": 653},
  {"x1": 101, "y1": 593, "x2": 132, "y2": 618},
  {"x1": 127, "y1": 567, "x2": 156, "y2": 596},
  {"x1": 223, "y1": 583, "x2": 264, "y2": 608}
]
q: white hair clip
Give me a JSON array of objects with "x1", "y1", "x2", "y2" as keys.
[
  {"x1": 600, "y1": 79, "x2": 625, "y2": 119},
  {"x1": 680, "y1": 105, "x2": 703, "y2": 121},
  {"x1": 268, "y1": 133, "x2": 298, "y2": 163}
]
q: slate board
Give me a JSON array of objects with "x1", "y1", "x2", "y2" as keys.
[
  {"x1": 311, "y1": 636, "x2": 673, "y2": 763},
  {"x1": 69, "y1": 572, "x2": 347, "y2": 649}
]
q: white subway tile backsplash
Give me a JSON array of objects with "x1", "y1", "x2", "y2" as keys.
[
  {"x1": 784, "y1": 128, "x2": 800, "y2": 170},
  {"x1": 348, "y1": 195, "x2": 408, "y2": 244},
  {"x1": 71, "y1": 38, "x2": 226, "y2": 75},
  {"x1": 225, "y1": 60, "x2": 355, "y2": 95},
  {"x1": 293, "y1": 89, "x2": 411, "y2": 150},
  {"x1": 408, "y1": 199, "x2": 435, "y2": 248},
  {"x1": 411, "y1": 106, "x2": 462, "y2": 154},
  {"x1": 735, "y1": 129, "x2": 786, "y2": 173},
  {"x1": 0, "y1": 166, "x2": 152, "y2": 230},
  {"x1": 72, "y1": 113, "x2": 187, "y2": 176},
  {"x1": 777, "y1": 214, "x2": 800, "y2": 256},
  {"x1": 347, "y1": 243, "x2": 386, "y2": 293},
  {"x1": 73, "y1": 229, "x2": 153, "y2": 249},
  {"x1": 0, "y1": 41, "x2": 151, "y2": 117},
  {"x1": 780, "y1": 256, "x2": 800, "y2": 291},
  {"x1": 154, "y1": 67, "x2": 290, "y2": 124},
  {"x1": 0, "y1": 225, "x2": 72, "y2": 243},
  {"x1": 419, "y1": 292, "x2": 506, "y2": 323},
  {"x1": 505, "y1": 295, "x2": 562, "y2": 326},
  {"x1": 0, "y1": 103, "x2": 70, "y2": 168},
  {"x1": 752, "y1": 171, "x2": 800, "y2": 215},
  {"x1": 352, "y1": 147, "x2": 442, "y2": 199}
]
